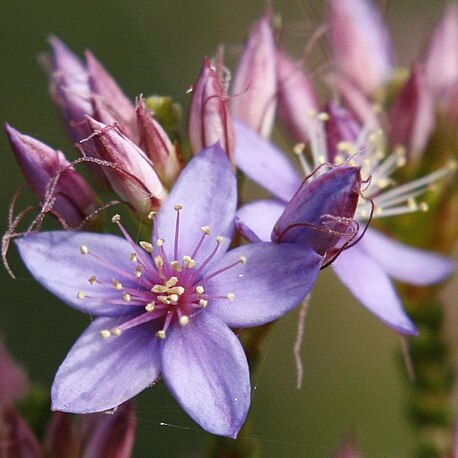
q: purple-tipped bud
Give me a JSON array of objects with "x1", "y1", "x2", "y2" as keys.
[
  {"x1": 0, "y1": 340, "x2": 28, "y2": 409},
  {"x1": 389, "y1": 65, "x2": 434, "y2": 160},
  {"x1": 272, "y1": 167, "x2": 361, "y2": 259},
  {"x1": 424, "y1": 4, "x2": 458, "y2": 96},
  {"x1": 136, "y1": 98, "x2": 181, "y2": 185},
  {"x1": 231, "y1": 12, "x2": 277, "y2": 138},
  {"x1": 80, "y1": 401, "x2": 136, "y2": 458},
  {"x1": 328, "y1": 0, "x2": 392, "y2": 95},
  {"x1": 48, "y1": 36, "x2": 93, "y2": 143},
  {"x1": 44, "y1": 412, "x2": 79, "y2": 458},
  {"x1": 86, "y1": 117, "x2": 166, "y2": 214},
  {"x1": 276, "y1": 50, "x2": 319, "y2": 143},
  {"x1": 325, "y1": 101, "x2": 361, "y2": 163},
  {"x1": 0, "y1": 408, "x2": 44, "y2": 457},
  {"x1": 86, "y1": 51, "x2": 138, "y2": 142},
  {"x1": 6, "y1": 124, "x2": 97, "y2": 228},
  {"x1": 189, "y1": 57, "x2": 235, "y2": 165}
]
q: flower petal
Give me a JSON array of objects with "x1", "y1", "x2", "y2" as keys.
[
  {"x1": 360, "y1": 228, "x2": 455, "y2": 285},
  {"x1": 236, "y1": 199, "x2": 286, "y2": 242},
  {"x1": 206, "y1": 242, "x2": 322, "y2": 327},
  {"x1": 332, "y1": 246, "x2": 417, "y2": 335},
  {"x1": 161, "y1": 313, "x2": 250, "y2": 438},
  {"x1": 52, "y1": 316, "x2": 161, "y2": 413},
  {"x1": 154, "y1": 143, "x2": 236, "y2": 263},
  {"x1": 15, "y1": 231, "x2": 140, "y2": 316},
  {"x1": 234, "y1": 119, "x2": 302, "y2": 202}
]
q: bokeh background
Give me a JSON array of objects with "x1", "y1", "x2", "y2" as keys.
[{"x1": 0, "y1": 1, "x2": 456, "y2": 456}]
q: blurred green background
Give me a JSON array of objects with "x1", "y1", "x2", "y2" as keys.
[{"x1": 0, "y1": 1, "x2": 455, "y2": 456}]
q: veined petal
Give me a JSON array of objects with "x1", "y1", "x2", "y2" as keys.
[
  {"x1": 15, "y1": 231, "x2": 140, "y2": 316},
  {"x1": 52, "y1": 316, "x2": 161, "y2": 413},
  {"x1": 272, "y1": 166, "x2": 361, "y2": 256},
  {"x1": 234, "y1": 119, "x2": 301, "y2": 202},
  {"x1": 161, "y1": 313, "x2": 250, "y2": 438},
  {"x1": 360, "y1": 228, "x2": 455, "y2": 285},
  {"x1": 206, "y1": 242, "x2": 322, "y2": 327},
  {"x1": 154, "y1": 143, "x2": 236, "y2": 263},
  {"x1": 236, "y1": 199, "x2": 286, "y2": 242},
  {"x1": 332, "y1": 246, "x2": 417, "y2": 335}
]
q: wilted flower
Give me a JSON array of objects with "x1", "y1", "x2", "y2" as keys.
[
  {"x1": 15, "y1": 144, "x2": 322, "y2": 437},
  {"x1": 5, "y1": 124, "x2": 97, "y2": 228}
]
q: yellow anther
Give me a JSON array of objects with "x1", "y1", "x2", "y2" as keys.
[
  {"x1": 156, "y1": 330, "x2": 167, "y2": 339},
  {"x1": 317, "y1": 155, "x2": 326, "y2": 164},
  {"x1": 179, "y1": 315, "x2": 190, "y2": 326},
  {"x1": 169, "y1": 286, "x2": 185, "y2": 295},
  {"x1": 135, "y1": 266, "x2": 142, "y2": 278},
  {"x1": 140, "y1": 241, "x2": 153, "y2": 253},
  {"x1": 123, "y1": 293, "x2": 131, "y2": 302},
  {"x1": 334, "y1": 154, "x2": 345, "y2": 165},
  {"x1": 183, "y1": 255, "x2": 196, "y2": 268},
  {"x1": 112, "y1": 278, "x2": 123, "y2": 290},
  {"x1": 130, "y1": 253, "x2": 138, "y2": 262},
  {"x1": 199, "y1": 299, "x2": 208, "y2": 308},
  {"x1": 80, "y1": 245, "x2": 89, "y2": 255},
  {"x1": 407, "y1": 198, "x2": 417, "y2": 210},
  {"x1": 419, "y1": 202, "x2": 429, "y2": 212},
  {"x1": 155, "y1": 239, "x2": 164, "y2": 247},
  {"x1": 147, "y1": 211, "x2": 157, "y2": 220},
  {"x1": 216, "y1": 236, "x2": 224, "y2": 244},
  {"x1": 100, "y1": 329, "x2": 111, "y2": 339},
  {"x1": 145, "y1": 302, "x2": 155, "y2": 312},
  {"x1": 447, "y1": 159, "x2": 457, "y2": 171},
  {"x1": 165, "y1": 276, "x2": 179, "y2": 288},
  {"x1": 293, "y1": 143, "x2": 305, "y2": 155},
  {"x1": 239, "y1": 256, "x2": 247, "y2": 264},
  {"x1": 77, "y1": 290, "x2": 85, "y2": 299},
  {"x1": 168, "y1": 294, "x2": 179, "y2": 303},
  {"x1": 154, "y1": 255, "x2": 164, "y2": 268},
  {"x1": 111, "y1": 214, "x2": 121, "y2": 224},
  {"x1": 157, "y1": 295, "x2": 171, "y2": 304},
  {"x1": 201, "y1": 226, "x2": 211, "y2": 235},
  {"x1": 375, "y1": 207, "x2": 383, "y2": 216},
  {"x1": 174, "y1": 204, "x2": 183, "y2": 210},
  {"x1": 88, "y1": 275, "x2": 96, "y2": 285},
  {"x1": 170, "y1": 260, "x2": 182, "y2": 272},
  {"x1": 111, "y1": 327, "x2": 122, "y2": 336},
  {"x1": 195, "y1": 285, "x2": 205, "y2": 295},
  {"x1": 227, "y1": 293, "x2": 235, "y2": 302},
  {"x1": 317, "y1": 112, "x2": 329, "y2": 122},
  {"x1": 376, "y1": 178, "x2": 389, "y2": 189},
  {"x1": 152, "y1": 284, "x2": 168, "y2": 293}
]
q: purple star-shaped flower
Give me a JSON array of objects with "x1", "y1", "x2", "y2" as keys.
[
  {"x1": 235, "y1": 120, "x2": 455, "y2": 335},
  {"x1": 16, "y1": 143, "x2": 322, "y2": 438}
]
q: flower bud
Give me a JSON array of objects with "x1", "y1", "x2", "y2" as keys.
[
  {"x1": 389, "y1": 64, "x2": 435, "y2": 161},
  {"x1": 6, "y1": 124, "x2": 97, "y2": 228},
  {"x1": 276, "y1": 50, "x2": 319, "y2": 143},
  {"x1": 189, "y1": 57, "x2": 235, "y2": 165},
  {"x1": 328, "y1": 0, "x2": 392, "y2": 95},
  {"x1": 424, "y1": 4, "x2": 458, "y2": 97},
  {"x1": 136, "y1": 98, "x2": 181, "y2": 185},
  {"x1": 85, "y1": 117, "x2": 166, "y2": 214},
  {"x1": 231, "y1": 12, "x2": 277, "y2": 138}
]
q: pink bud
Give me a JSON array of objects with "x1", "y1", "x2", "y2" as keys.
[
  {"x1": 0, "y1": 408, "x2": 44, "y2": 457},
  {"x1": 80, "y1": 401, "x2": 136, "y2": 458},
  {"x1": 276, "y1": 50, "x2": 319, "y2": 143},
  {"x1": 189, "y1": 57, "x2": 235, "y2": 165},
  {"x1": 86, "y1": 117, "x2": 166, "y2": 214},
  {"x1": 47, "y1": 36, "x2": 93, "y2": 144},
  {"x1": 328, "y1": 0, "x2": 392, "y2": 95},
  {"x1": 389, "y1": 65, "x2": 435, "y2": 160},
  {"x1": 136, "y1": 98, "x2": 181, "y2": 185},
  {"x1": 6, "y1": 124, "x2": 97, "y2": 228},
  {"x1": 86, "y1": 51, "x2": 138, "y2": 143},
  {"x1": 424, "y1": 4, "x2": 458, "y2": 97},
  {"x1": 0, "y1": 339, "x2": 28, "y2": 408},
  {"x1": 231, "y1": 12, "x2": 277, "y2": 138},
  {"x1": 44, "y1": 412, "x2": 79, "y2": 458}
]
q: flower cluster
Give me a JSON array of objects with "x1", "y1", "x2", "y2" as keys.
[{"x1": 2, "y1": 0, "x2": 457, "y2": 447}]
